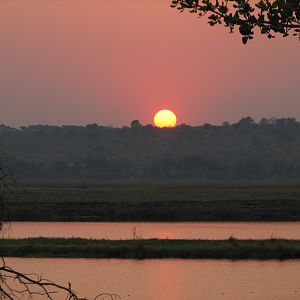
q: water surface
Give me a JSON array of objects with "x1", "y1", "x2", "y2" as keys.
[
  {"x1": 8, "y1": 221, "x2": 300, "y2": 239},
  {"x1": 6, "y1": 258, "x2": 300, "y2": 300}
]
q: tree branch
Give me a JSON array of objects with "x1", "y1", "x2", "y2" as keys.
[{"x1": 171, "y1": 0, "x2": 300, "y2": 43}]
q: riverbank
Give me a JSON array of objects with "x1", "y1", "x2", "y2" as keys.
[
  {"x1": 1, "y1": 238, "x2": 300, "y2": 259},
  {"x1": 8, "y1": 181, "x2": 300, "y2": 221}
]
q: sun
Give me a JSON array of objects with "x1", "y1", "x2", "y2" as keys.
[{"x1": 154, "y1": 109, "x2": 177, "y2": 128}]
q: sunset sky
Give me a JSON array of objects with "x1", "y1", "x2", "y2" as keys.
[{"x1": 0, "y1": 0, "x2": 299, "y2": 127}]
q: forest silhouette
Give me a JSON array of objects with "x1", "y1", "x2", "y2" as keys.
[{"x1": 1, "y1": 116, "x2": 300, "y2": 180}]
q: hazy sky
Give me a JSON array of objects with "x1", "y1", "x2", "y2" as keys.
[{"x1": 0, "y1": 0, "x2": 299, "y2": 127}]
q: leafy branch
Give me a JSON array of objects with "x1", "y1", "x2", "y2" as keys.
[{"x1": 171, "y1": 0, "x2": 300, "y2": 43}]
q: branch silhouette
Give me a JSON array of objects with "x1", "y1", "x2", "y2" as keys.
[
  {"x1": 171, "y1": 0, "x2": 300, "y2": 43},
  {"x1": 0, "y1": 160, "x2": 119, "y2": 300}
]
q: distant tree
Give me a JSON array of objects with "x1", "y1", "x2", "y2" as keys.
[
  {"x1": 203, "y1": 123, "x2": 213, "y2": 129},
  {"x1": 144, "y1": 124, "x2": 155, "y2": 130},
  {"x1": 178, "y1": 123, "x2": 192, "y2": 128},
  {"x1": 235, "y1": 116, "x2": 255, "y2": 127},
  {"x1": 171, "y1": 0, "x2": 300, "y2": 43},
  {"x1": 275, "y1": 117, "x2": 298, "y2": 126},
  {"x1": 222, "y1": 121, "x2": 231, "y2": 127},
  {"x1": 86, "y1": 123, "x2": 98, "y2": 130},
  {"x1": 0, "y1": 125, "x2": 15, "y2": 132},
  {"x1": 130, "y1": 120, "x2": 142, "y2": 129},
  {"x1": 259, "y1": 117, "x2": 272, "y2": 125}
]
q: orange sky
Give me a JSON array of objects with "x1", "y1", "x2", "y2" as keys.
[{"x1": 0, "y1": 0, "x2": 299, "y2": 127}]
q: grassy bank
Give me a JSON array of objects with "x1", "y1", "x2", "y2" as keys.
[
  {"x1": 1, "y1": 238, "x2": 300, "y2": 260},
  {"x1": 8, "y1": 181, "x2": 300, "y2": 221}
]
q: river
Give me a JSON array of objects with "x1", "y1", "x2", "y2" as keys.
[
  {"x1": 6, "y1": 258, "x2": 300, "y2": 300},
  {"x1": 4, "y1": 222, "x2": 300, "y2": 299},
  {"x1": 7, "y1": 221, "x2": 300, "y2": 239}
]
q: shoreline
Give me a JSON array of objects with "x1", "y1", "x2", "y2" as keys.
[{"x1": 1, "y1": 238, "x2": 300, "y2": 260}]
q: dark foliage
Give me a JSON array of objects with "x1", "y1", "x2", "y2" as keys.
[
  {"x1": 170, "y1": 0, "x2": 300, "y2": 43},
  {"x1": 2, "y1": 117, "x2": 300, "y2": 180}
]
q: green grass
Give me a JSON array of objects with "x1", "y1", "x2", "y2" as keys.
[
  {"x1": 1, "y1": 237, "x2": 300, "y2": 260},
  {"x1": 7, "y1": 181, "x2": 300, "y2": 221}
]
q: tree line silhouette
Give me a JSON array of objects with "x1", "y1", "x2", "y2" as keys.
[{"x1": 1, "y1": 116, "x2": 300, "y2": 180}]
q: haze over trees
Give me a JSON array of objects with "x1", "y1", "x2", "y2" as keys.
[
  {"x1": 1, "y1": 117, "x2": 300, "y2": 181},
  {"x1": 171, "y1": 0, "x2": 300, "y2": 43}
]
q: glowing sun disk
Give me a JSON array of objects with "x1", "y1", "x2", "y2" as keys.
[{"x1": 154, "y1": 109, "x2": 177, "y2": 128}]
